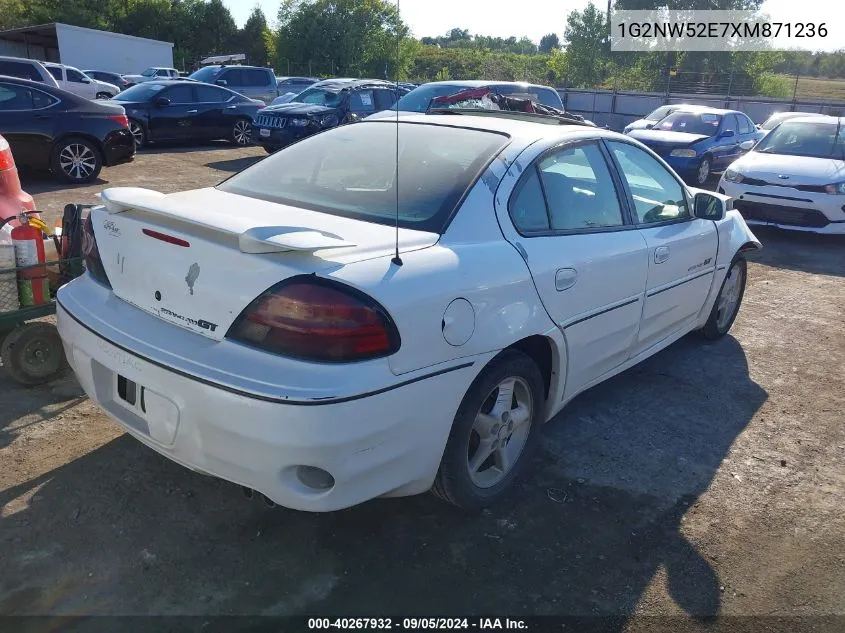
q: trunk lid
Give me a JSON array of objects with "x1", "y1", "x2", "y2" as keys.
[{"x1": 92, "y1": 186, "x2": 439, "y2": 341}]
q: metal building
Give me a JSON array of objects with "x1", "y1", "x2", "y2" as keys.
[{"x1": 0, "y1": 23, "x2": 174, "y2": 75}]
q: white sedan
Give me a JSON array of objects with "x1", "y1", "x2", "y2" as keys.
[
  {"x1": 57, "y1": 113, "x2": 760, "y2": 511},
  {"x1": 719, "y1": 116, "x2": 845, "y2": 234}
]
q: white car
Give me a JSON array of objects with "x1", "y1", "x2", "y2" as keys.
[
  {"x1": 123, "y1": 67, "x2": 180, "y2": 86},
  {"x1": 57, "y1": 113, "x2": 760, "y2": 512},
  {"x1": 43, "y1": 63, "x2": 119, "y2": 99},
  {"x1": 757, "y1": 111, "x2": 827, "y2": 135},
  {"x1": 719, "y1": 116, "x2": 845, "y2": 234}
]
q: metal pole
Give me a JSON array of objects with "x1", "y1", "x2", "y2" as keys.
[{"x1": 791, "y1": 71, "x2": 800, "y2": 110}]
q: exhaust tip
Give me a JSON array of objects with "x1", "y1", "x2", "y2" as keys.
[{"x1": 241, "y1": 486, "x2": 254, "y2": 499}]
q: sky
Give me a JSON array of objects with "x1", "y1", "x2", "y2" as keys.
[{"x1": 223, "y1": 0, "x2": 839, "y2": 52}]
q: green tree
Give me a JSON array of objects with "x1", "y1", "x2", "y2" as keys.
[
  {"x1": 563, "y1": 2, "x2": 608, "y2": 87},
  {"x1": 538, "y1": 33, "x2": 560, "y2": 54},
  {"x1": 239, "y1": 5, "x2": 274, "y2": 66}
]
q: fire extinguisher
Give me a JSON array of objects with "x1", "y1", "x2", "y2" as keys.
[{"x1": 12, "y1": 218, "x2": 50, "y2": 307}]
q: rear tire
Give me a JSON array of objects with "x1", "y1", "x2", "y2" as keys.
[
  {"x1": 694, "y1": 155, "x2": 712, "y2": 186},
  {"x1": 1, "y1": 322, "x2": 68, "y2": 386},
  {"x1": 432, "y1": 349, "x2": 545, "y2": 510},
  {"x1": 262, "y1": 145, "x2": 277, "y2": 154},
  {"x1": 50, "y1": 137, "x2": 102, "y2": 184},
  {"x1": 700, "y1": 256, "x2": 747, "y2": 340}
]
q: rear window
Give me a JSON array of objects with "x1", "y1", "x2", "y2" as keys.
[
  {"x1": 397, "y1": 83, "x2": 561, "y2": 112},
  {"x1": 217, "y1": 121, "x2": 509, "y2": 233}
]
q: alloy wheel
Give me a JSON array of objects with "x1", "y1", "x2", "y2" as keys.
[
  {"x1": 128, "y1": 121, "x2": 144, "y2": 146},
  {"x1": 467, "y1": 376, "x2": 533, "y2": 488},
  {"x1": 697, "y1": 158, "x2": 711, "y2": 185},
  {"x1": 233, "y1": 120, "x2": 251, "y2": 145},
  {"x1": 59, "y1": 143, "x2": 97, "y2": 181}
]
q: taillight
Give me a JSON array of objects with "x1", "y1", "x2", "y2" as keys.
[
  {"x1": 82, "y1": 214, "x2": 111, "y2": 288},
  {"x1": 109, "y1": 114, "x2": 129, "y2": 128},
  {"x1": 227, "y1": 277, "x2": 400, "y2": 362},
  {"x1": 0, "y1": 136, "x2": 14, "y2": 170}
]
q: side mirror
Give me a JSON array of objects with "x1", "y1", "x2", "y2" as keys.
[
  {"x1": 720, "y1": 129, "x2": 735, "y2": 139},
  {"x1": 215, "y1": 79, "x2": 228, "y2": 86},
  {"x1": 644, "y1": 122, "x2": 655, "y2": 129},
  {"x1": 693, "y1": 191, "x2": 728, "y2": 221},
  {"x1": 154, "y1": 96, "x2": 171, "y2": 107},
  {"x1": 739, "y1": 139, "x2": 756, "y2": 151}
]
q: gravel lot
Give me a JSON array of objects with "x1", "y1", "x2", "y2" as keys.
[{"x1": 1, "y1": 144, "x2": 844, "y2": 631}]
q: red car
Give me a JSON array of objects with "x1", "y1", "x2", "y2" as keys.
[{"x1": 0, "y1": 134, "x2": 37, "y2": 227}]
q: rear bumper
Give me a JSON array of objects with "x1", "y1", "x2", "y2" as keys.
[
  {"x1": 719, "y1": 178, "x2": 845, "y2": 234},
  {"x1": 56, "y1": 276, "x2": 482, "y2": 511},
  {"x1": 103, "y1": 129, "x2": 136, "y2": 166}
]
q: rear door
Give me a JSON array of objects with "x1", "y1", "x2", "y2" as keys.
[
  {"x1": 194, "y1": 84, "x2": 231, "y2": 138},
  {"x1": 148, "y1": 83, "x2": 197, "y2": 141},
  {"x1": 348, "y1": 90, "x2": 376, "y2": 121},
  {"x1": 244, "y1": 68, "x2": 275, "y2": 103},
  {"x1": 605, "y1": 140, "x2": 718, "y2": 356},
  {"x1": 0, "y1": 82, "x2": 59, "y2": 169},
  {"x1": 496, "y1": 139, "x2": 649, "y2": 398}
]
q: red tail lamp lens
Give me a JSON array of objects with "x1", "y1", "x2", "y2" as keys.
[
  {"x1": 82, "y1": 215, "x2": 112, "y2": 288},
  {"x1": 227, "y1": 278, "x2": 400, "y2": 362}
]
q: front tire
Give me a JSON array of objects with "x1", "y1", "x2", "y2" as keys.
[
  {"x1": 231, "y1": 118, "x2": 251, "y2": 146},
  {"x1": 128, "y1": 119, "x2": 146, "y2": 148},
  {"x1": 694, "y1": 156, "x2": 712, "y2": 186},
  {"x1": 50, "y1": 137, "x2": 102, "y2": 184},
  {"x1": 432, "y1": 349, "x2": 545, "y2": 509},
  {"x1": 700, "y1": 256, "x2": 747, "y2": 340},
  {"x1": 95, "y1": 92, "x2": 112, "y2": 100}
]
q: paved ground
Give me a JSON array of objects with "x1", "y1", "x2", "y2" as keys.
[{"x1": 1, "y1": 145, "x2": 844, "y2": 630}]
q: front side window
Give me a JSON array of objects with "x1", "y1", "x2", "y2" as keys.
[
  {"x1": 349, "y1": 90, "x2": 375, "y2": 113},
  {"x1": 67, "y1": 68, "x2": 87, "y2": 83},
  {"x1": 737, "y1": 114, "x2": 753, "y2": 134},
  {"x1": 608, "y1": 141, "x2": 690, "y2": 225},
  {"x1": 0, "y1": 61, "x2": 42, "y2": 82},
  {"x1": 217, "y1": 121, "x2": 508, "y2": 233},
  {"x1": 163, "y1": 84, "x2": 194, "y2": 103}
]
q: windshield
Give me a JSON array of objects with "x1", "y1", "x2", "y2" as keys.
[
  {"x1": 188, "y1": 66, "x2": 221, "y2": 82},
  {"x1": 217, "y1": 121, "x2": 508, "y2": 233},
  {"x1": 112, "y1": 83, "x2": 166, "y2": 101},
  {"x1": 292, "y1": 87, "x2": 344, "y2": 107},
  {"x1": 656, "y1": 111, "x2": 722, "y2": 136},
  {"x1": 755, "y1": 121, "x2": 845, "y2": 159},
  {"x1": 645, "y1": 105, "x2": 675, "y2": 121},
  {"x1": 396, "y1": 83, "x2": 561, "y2": 113},
  {"x1": 140, "y1": 68, "x2": 158, "y2": 77}
]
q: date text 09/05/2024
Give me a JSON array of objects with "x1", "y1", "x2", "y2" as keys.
[{"x1": 307, "y1": 618, "x2": 528, "y2": 630}]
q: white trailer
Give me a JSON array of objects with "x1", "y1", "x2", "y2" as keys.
[{"x1": 0, "y1": 23, "x2": 174, "y2": 75}]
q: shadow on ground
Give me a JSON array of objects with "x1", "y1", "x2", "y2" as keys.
[
  {"x1": 0, "y1": 332, "x2": 767, "y2": 627},
  {"x1": 205, "y1": 155, "x2": 264, "y2": 173},
  {"x1": 745, "y1": 227, "x2": 845, "y2": 277}
]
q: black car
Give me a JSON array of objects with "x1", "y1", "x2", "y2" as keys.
[
  {"x1": 111, "y1": 81, "x2": 264, "y2": 147},
  {"x1": 0, "y1": 75, "x2": 134, "y2": 184},
  {"x1": 253, "y1": 79, "x2": 408, "y2": 153},
  {"x1": 83, "y1": 70, "x2": 131, "y2": 92}
]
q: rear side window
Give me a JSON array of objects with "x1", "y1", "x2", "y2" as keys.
[
  {"x1": 217, "y1": 121, "x2": 508, "y2": 233},
  {"x1": 0, "y1": 61, "x2": 43, "y2": 82},
  {"x1": 349, "y1": 90, "x2": 375, "y2": 113},
  {"x1": 244, "y1": 69, "x2": 271, "y2": 87},
  {"x1": 197, "y1": 85, "x2": 228, "y2": 102},
  {"x1": 0, "y1": 83, "x2": 55, "y2": 110},
  {"x1": 46, "y1": 66, "x2": 63, "y2": 80}
]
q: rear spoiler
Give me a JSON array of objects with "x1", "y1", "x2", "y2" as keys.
[{"x1": 98, "y1": 187, "x2": 356, "y2": 254}]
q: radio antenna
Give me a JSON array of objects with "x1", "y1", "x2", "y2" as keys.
[{"x1": 391, "y1": 0, "x2": 403, "y2": 267}]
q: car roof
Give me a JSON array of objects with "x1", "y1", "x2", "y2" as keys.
[
  {"x1": 778, "y1": 114, "x2": 841, "y2": 124},
  {"x1": 365, "y1": 111, "x2": 623, "y2": 145},
  {"x1": 420, "y1": 80, "x2": 557, "y2": 91},
  {"x1": 0, "y1": 55, "x2": 43, "y2": 63},
  {"x1": 0, "y1": 73, "x2": 80, "y2": 97}
]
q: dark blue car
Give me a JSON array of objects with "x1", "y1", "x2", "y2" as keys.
[{"x1": 627, "y1": 108, "x2": 764, "y2": 186}]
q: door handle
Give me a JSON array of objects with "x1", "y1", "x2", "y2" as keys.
[
  {"x1": 654, "y1": 246, "x2": 670, "y2": 264},
  {"x1": 555, "y1": 268, "x2": 578, "y2": 291},
  {"x1": 186, "y1": 109, "x2": 198, "y2": 113},
  {"x1": 226, "y1": 105, "x2": 237, "y2": 109}
]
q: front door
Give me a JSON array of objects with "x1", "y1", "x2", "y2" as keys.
[
  {"x1": 148, "y1": 84, "x2": 197, "y2": 141},
  {"x1": 712, "y1": 113, "x2": 741, "y2": 170},
  {"x1": 496, "y1": 140, "x2": 649, "y2": 398},
  {"x1": 194, "y1": 85, "x2": 231, "y2": 139},
  {"x1": 66, "y1": 67, "x2": 96, "y2": 100},
  {"x1": 605, "y1": 140, "x2": 718, "y2": 356}
]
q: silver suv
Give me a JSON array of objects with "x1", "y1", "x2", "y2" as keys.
[
  {"x1": 0, "y1": 56, "x2": 60, "y2": 88},
  {"x1": 188, "y1": 65, "x2": 278, "y2": 104}
]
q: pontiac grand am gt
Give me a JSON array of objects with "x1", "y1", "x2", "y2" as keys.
[{"x1": 56, "y1": 113, "x2": 761, "y2": 512}]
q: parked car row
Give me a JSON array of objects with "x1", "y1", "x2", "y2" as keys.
[{"x1": 623, "y1": 103, "x2": 845, "y2": 233}]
